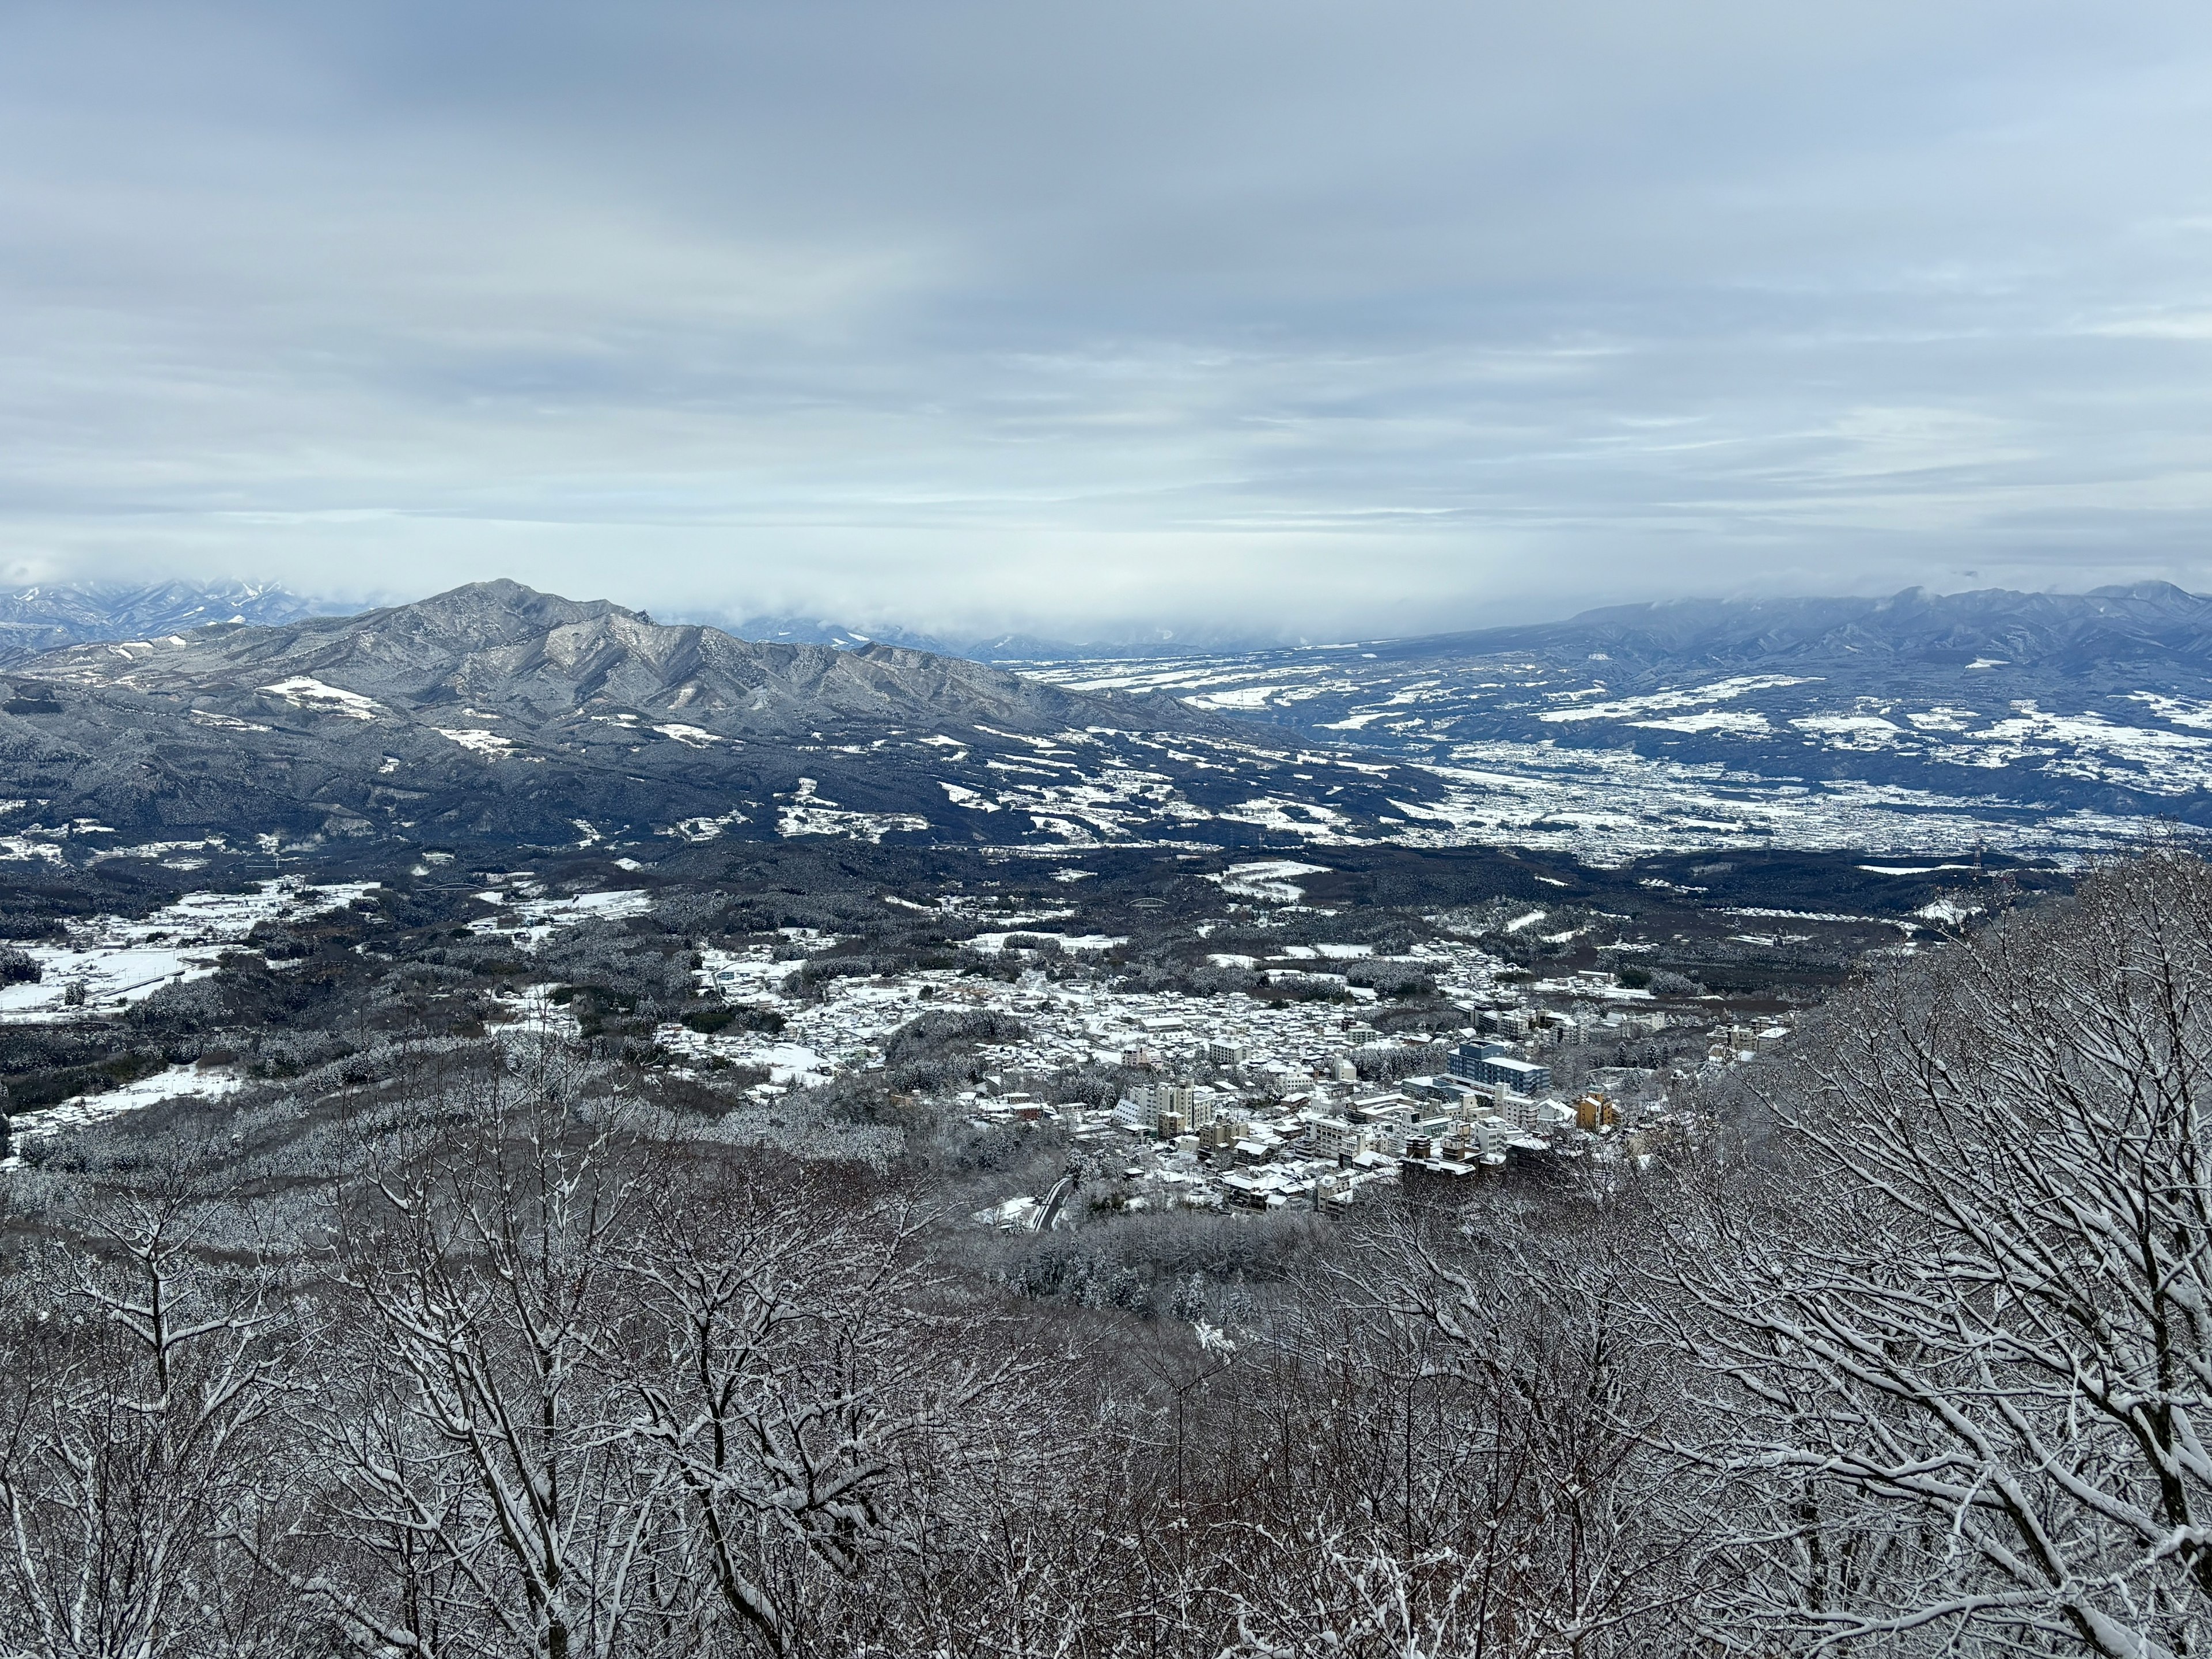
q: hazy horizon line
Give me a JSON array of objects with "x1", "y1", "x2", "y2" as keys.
[{"x1": 5, "y1": 569, "x2": 2202, "y2": 656}]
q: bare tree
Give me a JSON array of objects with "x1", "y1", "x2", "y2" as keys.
[
  {"x1": 1198, "y1": 1190, "x2": 1695, "y2": 1658},
  {"x1": 0, "y1": 1192, "x2": 296, "y2": 1659},
  {"x1": 626, "y1": 1165, "x2": 1052, "y2": 1656},
  {"x1": 1667, "y1": 850, "x2": 2212, "y2": 1656},
  {"x1": 262, "y1": 1060, "x2": 694, "y2": 1659}
]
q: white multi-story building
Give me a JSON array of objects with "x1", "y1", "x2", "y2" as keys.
[
  {"x1": 1126, "y1": 1080, "x2": 1205, "y2": 1138},
  {"x1": 1308, "y1": 1118, "x2": 1368, "y2": 1161}
]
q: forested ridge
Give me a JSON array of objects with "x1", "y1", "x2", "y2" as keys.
[{"x1": 3, "y1": 853, "x2": 2210, "y2": 1656}]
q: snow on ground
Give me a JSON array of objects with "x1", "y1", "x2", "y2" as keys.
[
  {"x1": 1021, "y1": 650, "x2": 2212, "y2": 860},
  {"x1": 777, "y1": 778, "x2": 929, "y2": 843},
  {"x1": 889, "y1": 705, "x2": 2188, "y2": 865},
  {"x1": 966, "y1": 930, "x2": 1128, "y2": 954},
  {"x1": 857, "y1": 707, "x2": 2194, "y2": 864},
  {"x1": 0, "y1": 948, "x2": 221, "y2": 1017},
  {"x1": 1537, "y1": 677, "x2": 1819, "y2": 724},
  {"x1": 696, "y1": 944, "x2": 796, "y2": 999},
  {"x1": 89, "y1": 838, "x2": 228, "y2": 873},
  {"x1": 1633, "y1": 711, "x2": 1773, "y2": 736},
  {"x1": 5, "y1": 1065, "x2": 243, "y2": 1156},
  {"x1": 743, "y1": 1043, "x2": 835, "y2": 1087},
  {"x1": 258, "y1": 677, "x2": 382, "y2": 719},
  {"x1": 1218, "y1": 798, "x2": 1365, "y2": 843},
  {"x1": 664, "y1": 930, "x2": 1510, "y2": 1104},
  {"x1": 653, "y1": 723, "x2": 725, "y2": 747},
  {"x1": 190, "y1": 709, "x2": 270, "y2": 732},
  {"x1": 1918, "y1": 897, "x2": 1983, "y2": 926},
  {"x1": 433, "y1": 726, "x2": 517, "y2": 757},
  {"x1": 664, "y1": 809, "x2": 748, "y2": 842},
  {"x1": 1208, "y1": 861, "x2": 1333, "y2": 903},
  {"x1": 0, "y1": 878, "x2": 378, "y2": 1021},
  {"x1": 1182, "y1": 684, "x2": 1293, "y2": 711},
  {"x1": 469, "y1": 888, "x2": 655, "y2": 949},
  {"x1": 2132, "y1": 692, "x2": 2212, "y2": 730},
  {"x1": 1394, "y1": 743, "x2": 2158, "y2": 865},
  {"x1": 1793, "y1": 714, "x2": 1909, "y2": 749},
  {"x1": 482, "y1": 982, "x2": 584, "y2": 1040}
]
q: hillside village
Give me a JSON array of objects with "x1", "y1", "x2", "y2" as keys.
[
  {"x1": 454, "y1": 867, "x2": 1793, "y2": 1228},
  {"x1": 0, "y1": 840, "x2": 1823, "y2": 1200}
]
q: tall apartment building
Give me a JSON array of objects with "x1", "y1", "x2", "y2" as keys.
[
  {"x1": 1446, "y1": 1042, "x2": 1552, "y2": 1093},
  {"x1": 1134, "y1": 1080, "x2": 1205, "y2": 1138}
]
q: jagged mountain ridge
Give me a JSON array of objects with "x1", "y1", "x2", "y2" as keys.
[
  {"x1": 0, "y1": 580, "x2": 1401, "y2": 857},
  {"x1": 10, "y1": 577, "x2": 2202, "y2": 680},
  {"x1": 26, "y1": 579, "x2": 1200, "y2": 738},
  {"x1": 5, "y1": 577, "x2": 2205, "y2": 867}
]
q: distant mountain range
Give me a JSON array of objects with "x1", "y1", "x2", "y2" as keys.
[
  {"x1": 0, "y1": 580, "x2": 1333, "y2": 858},
  {"x1": 703, "y1": 614, "x2": 957, "y2": 654},
  {"x1": 1020, "y1": 580, "x2": 2212, "y2": 856},
  {"x1": 702, "y1": 583, "x2": 2212, "y2": 671},
  {"x1": 0, "y1": 581, "x2": 343, "y2": 665},
  {"x1": 0, "y1": 584, "x2": 1327, "y2": 668},
  {"x1": 5, "y1": 577, "x2": 2209, "y2": 868},
  {"x1": 23, "y1": 578, "x2": 2212, "y2": 678},
  {"x1": 691, "y1": 613, "x2": 1307, "y2": 662},
  {"x1": 1353, "y1": 582, "x2": 2212, "y2": 675},
  {"x1": 27, "y1": 579, "x2": 1204, "y2": 740}
]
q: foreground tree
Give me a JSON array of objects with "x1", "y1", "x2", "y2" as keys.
[
  {"x1": 234, "y1": 1047, "x2": 1067, "y2": 1658},
  {"x1": 1669, "y1": 850, "x2": 2212, "y2": 1656},
  {"x1": 1183, "y1": 1190, "x2": 1694, "y2": 1658},
  {"x1": 628, "y1": 1175, "x2": 1051, "y2": 1656},
  {"x1": 259, "y1": 1057, "x2": 692, "y2": 1659},
  {"x1": 0, "y1": 1192, "x2": 295, "y2": 1659}
]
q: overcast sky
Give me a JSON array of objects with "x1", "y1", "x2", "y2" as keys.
[{"x1": 3, "y1": 1, "x2": 2210, "y2": 641}]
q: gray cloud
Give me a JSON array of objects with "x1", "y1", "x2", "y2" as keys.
[{"x1": 1, "y1": 0, "x2": 2209, "y2": 639}]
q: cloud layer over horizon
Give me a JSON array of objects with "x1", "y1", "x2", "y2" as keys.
[{"x1": 3, "y1": 1, "x2": 2210, "y2": 640}]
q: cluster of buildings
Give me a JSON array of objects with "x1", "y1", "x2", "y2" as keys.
[
  {"x1": 624, "y1": 902, "x2": 1791, "y2": 1226},
  {"x1": 960, "y1": 968, "x2": 1786, "y2": 1219},
  {"x1": 1062, "y1": 1021, "x2": 1690, "y2": 1217}
]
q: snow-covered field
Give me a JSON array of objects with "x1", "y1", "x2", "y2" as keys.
[
  {"x1": 0, "y1": 878, "x2": 378, "y2": 1021},
  {"x1": 814, "y1": 719, "x2": 2161, "y2": 865},
  {"x1": 5, "y1": 1063, "x2": 243, "y2": 1157},
  {"x1": 998, "y1": 652, "x2": 2212, "y2": 861},
  {"x1": 777, "y1": 778, "x2": 930, "y2": 843},
  {"x1": 1395, "y1": 745, "x2": 2154, "y2": 863},
  {"x1": 1020, "y1": 654, "x2": 2212, "y2": 802},
  {"x1": 1210, "y1": 861, "x2": 1334, "y2": 903},
  {"x1": 468, "y1": 887, "x2": 655, "y2": 948}
]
